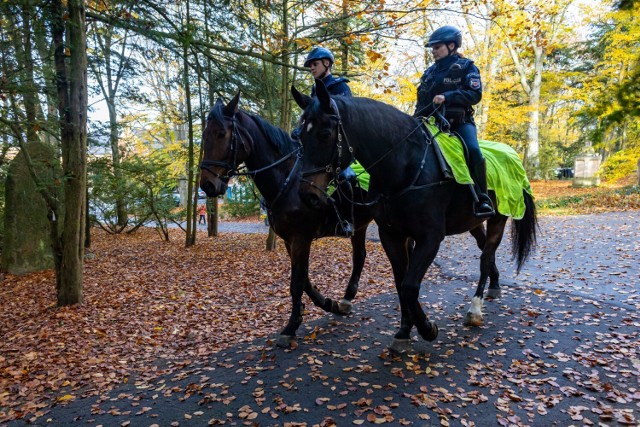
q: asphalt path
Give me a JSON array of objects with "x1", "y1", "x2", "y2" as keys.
[{"x1": 11, "y1": 212, "x2": 639, "y2": 427}]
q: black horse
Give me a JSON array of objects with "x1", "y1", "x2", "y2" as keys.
[
  {"x1": 292, "y1": 81, "x2": 538, "y2": 353},
  {"x1": 199, "y1": 93, "x2": 375, "y2": 348}
]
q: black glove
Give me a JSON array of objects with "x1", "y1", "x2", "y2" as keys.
[{"x1": 291, "y1": 126, "x2": 301, "y2": 140}]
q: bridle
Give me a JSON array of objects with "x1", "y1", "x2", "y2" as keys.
[
  {"x1": 199, "y1": 113, "x2": 244, "y2": 183},
  {"x1": 301, "y1": 99, "x2": 354, "y2": 180},
  {"x1": 199, "y1": 109, "x2": 303, "y2": 209}
]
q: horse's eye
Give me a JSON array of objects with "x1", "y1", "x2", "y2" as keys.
[
  {"x1": 319, "y1": 128, "x2": 333, "y2": 140},
  {"x1": 216, "y1": 131, "x2": 226, "y2": 139}
]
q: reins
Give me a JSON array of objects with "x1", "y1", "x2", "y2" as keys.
[{"x1": 306, "y1": 100, "x2": 451, "y2": 205}]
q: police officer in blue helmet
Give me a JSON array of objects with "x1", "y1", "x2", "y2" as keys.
[
  {"x1": 414, "y1": 26, "x2": 494, "y2": 218},
  {"x1": 296, "y1": 46, "x2": 355, "y2": 235},
  {"x1": 303, "y1": 46, "x2": 355, "y2": 184},
  {"x1": 304, "y1": 46, "x2": 352, "y2": 97}
]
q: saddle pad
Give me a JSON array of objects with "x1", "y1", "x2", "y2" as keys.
[{"x1": 423, "y1": 119, "x2": 533, "y2": 219}]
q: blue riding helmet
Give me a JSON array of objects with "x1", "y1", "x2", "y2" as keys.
[
  {"x1": 304, "y1": 47, "x2": 335, "y2": 68},
  {"x1": 426, "y1": 26, "x2": 462, "y2": 48}
]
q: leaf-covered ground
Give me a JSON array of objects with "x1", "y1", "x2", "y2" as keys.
[
  {"x1": 0, "y1": 229, "x2": 402, "y2": 423},
  {"x1": 530, "y1": 179, "x2": 640, "y2": 215},
  {"x1": 1, "y1": 180, "x2": 638, "y2": 424}
]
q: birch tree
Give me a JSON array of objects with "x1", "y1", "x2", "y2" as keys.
[{"x1": 495, "y1": 0, "x2": 574, "y2": 176}]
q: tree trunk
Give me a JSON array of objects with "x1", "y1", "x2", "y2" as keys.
[
  {"x1": 340, "y1": 0, "x2": 349, "y2": 73},
  {"x1": 53, "y1": 0, "x2": 87, "y2": 306},
  {"x1": 207, "y1": 198, "x2": 218, "y2": 237},
  {"x1": 470, "y1": 9, "x2": 499, "y2": 136},
  {"x1": 184, "y1": 0, "x2": 196, "y2": 247},
  {"x1": 265, "y1": 227, "x2": 277, "y2": 250},
  {"x1": 99, "y1": 30, "x2": 128, "y2": 228},
  {"x1": 525, "y1": 44, "x2": 544, "y2": 176}
]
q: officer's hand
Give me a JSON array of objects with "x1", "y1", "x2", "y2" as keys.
[{"x1": 433, "y1": 94, "x2": 445, "y2": 105}]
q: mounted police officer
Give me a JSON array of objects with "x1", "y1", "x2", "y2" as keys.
[
  {"x1": 294, "y1": 46, "x2": 355, "y2": 235},
  {"x1": 304, "y1": 46, "x2": 352, "y2": 97},
  {"x1": 414, "y1": 26, "x2": 494, "y2": 218}
]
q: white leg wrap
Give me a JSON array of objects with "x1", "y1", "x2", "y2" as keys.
[{"x1": 469, "y1": 296, "x2": 483, "y2": 316}]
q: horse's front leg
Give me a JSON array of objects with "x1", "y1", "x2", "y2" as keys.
[
  {"x1": 378, "y1": 227, "x2": 414, "y2": 353},
  {"x1": 295, "y1": 236, "x2": 342, "y2": 315},
  {"x1": 338, "y1": 226, "x2": 368, "y2": 314},
  {"x1": 465, "y1": 215, "x2": 508, "y2": 326},
  {"x1": 398, "y1": 234, "x2": 442, "y2": 344},
  {"x1": 277, "y1": 237, "x2": 341, "y2": 348},
  {"x1": 277, "y1": 238, "x2": 312, "y2": 348}
]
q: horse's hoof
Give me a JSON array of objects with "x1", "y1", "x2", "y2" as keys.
[
  {"x1": 418, "y1": 320, "x2": 438, "y2": 341},
  {"x1": 388, "y1": 338, "x2": 412, "y2": 354},
  {"x1": 338, "y1": 299, "x2": 353, "y2": 314},
  {"x1": 325, "y1": 298, "x2": 340, "y2": 313},
  {"x1": 463, "y1": 312, "x2": 484, "y2": 327},
  {"x1": 276, "y1": 334, "x2": 296, "y2": 348},
  {"x1": 486, "y1": 288, "x2": 501, "y2": 299}
]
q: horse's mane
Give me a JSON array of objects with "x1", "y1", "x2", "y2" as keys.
[
  {"x1": 333, "y1": 96, "x2": 416, "y2": 129},
  {"x1": 245, "y1": 113, "x2": 298, "y2": 156},
  {"x1": 208, "y1": 102, "x2": 298, "y2": 156}
]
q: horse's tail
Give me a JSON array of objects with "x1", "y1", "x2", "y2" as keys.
[{"x1": 510, "y1": 190, "x2": 539, "y2": 273}]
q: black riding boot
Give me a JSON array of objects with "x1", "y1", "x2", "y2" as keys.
[{"x1": 470, "y1": 159, "x2": 495, "y2": 218}]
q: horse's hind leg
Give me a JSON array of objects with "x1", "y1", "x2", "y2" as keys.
[
  {"x1": 485, "y1": 215, "x2": 507, "y2": 299},
  {"x1": 338, "y1": 227, "x2": 368, "y2": 314},
  {"x1": 464, "y1": 216, "x2": 508, "y2": 327}
]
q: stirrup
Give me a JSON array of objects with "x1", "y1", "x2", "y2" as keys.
[{"x1": 473, "y1": 196, "x2": 495, "y2": 218}]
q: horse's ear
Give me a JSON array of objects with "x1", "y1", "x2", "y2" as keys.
[
  {"x1": 223, "y1": 92, "x2": 241, "y2": 117},
  {"x1": 314, "y1": 79, "x2": 332, "y2": 113},
  {"x1": 291, "y1": 86, "x2": 311, "y2": 109}
]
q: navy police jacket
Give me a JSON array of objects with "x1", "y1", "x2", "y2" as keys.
[
  {"x1": 414, "y1": 54, "x2": 482, "y2": 121},
  {"x1": 311, "y1": 74, "x2": 352, "y2": 97}
]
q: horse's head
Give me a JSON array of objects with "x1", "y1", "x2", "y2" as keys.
[
  {"x1": 292, "y1": 80, "x2": 353, "y2": 209},
  {"x1": 200, "y1": 93, "x2": 250, "y2": 197}
]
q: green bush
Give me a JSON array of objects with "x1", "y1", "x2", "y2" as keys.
[
  {"x1": 221, "y1": 198, "x2": 260, "y2": 218},
  {"x1": 600, "y1": 147, "x2": 640, "y2": 182},
  {"x1": 220, "y1": 176, "x2": 261, "y2": 219}
]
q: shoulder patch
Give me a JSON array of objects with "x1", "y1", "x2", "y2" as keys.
[{"x1": 470, "y1": 78, "x2": 481, "y2": 90}]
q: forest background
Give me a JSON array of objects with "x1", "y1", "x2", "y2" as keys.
[{"x1": 0, "y1": 0, "x2": 638, "y2": 306}]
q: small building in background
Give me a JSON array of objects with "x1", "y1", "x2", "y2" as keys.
[{"x1": 572, "y1": 153, "x2": 601, "y2": 187}]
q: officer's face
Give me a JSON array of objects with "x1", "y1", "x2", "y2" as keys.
[
  {"x1": 309, "y1": 60, "x2": 330, "y2": 79},
  {"x1": 431, "y1": 43, "x2": 449, "y2": 61}
]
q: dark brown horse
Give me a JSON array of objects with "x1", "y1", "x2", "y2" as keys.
[
  {"x1": 292, "y1": 81, "x2": 538, "y2": 353},
  {"x1": 199, "y1": 94, "x2": 375, "y2": 347}
]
